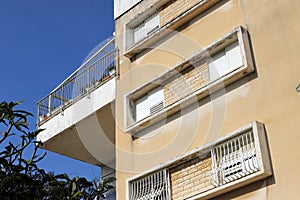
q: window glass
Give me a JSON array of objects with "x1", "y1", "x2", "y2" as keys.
[
  {"x1": 135, "y1": 87, "x2": 164, "y2": 122},
  {"x1": 136, "y1": 95, "x2": 149, "y2": 121},
  {"x1": 133, "y1": 12, "x2": 159, "y2": 43},
  {"x1": 209, "y1": 50, "x2": 227, "y2": 81},
  {"x1": 226, "y1": 41, "x2": 243, "y2": 71},
  {"x1": 209, "y1": 41, "x2": 243, "y2": 81}
]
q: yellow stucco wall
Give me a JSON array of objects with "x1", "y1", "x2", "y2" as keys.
[{"x1": 114, "y1": 0, "x2": 300, "y2": 199}]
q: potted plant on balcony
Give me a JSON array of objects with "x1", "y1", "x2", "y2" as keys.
[
  {"x1": 107, "y1": 65, "x2": 116, "y2": 76},
  {"x1": 101, "y1": 71, "x2": 110, "y2": 82}
]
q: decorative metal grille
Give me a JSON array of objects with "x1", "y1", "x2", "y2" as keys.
[
  {"x1": 130, "y1": 169, "x2": 170, "y2": 200},
  {"x1": 211, "y1": 131, "x2": 260, "y2": 186}
]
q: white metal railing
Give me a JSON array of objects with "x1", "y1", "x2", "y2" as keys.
[
  {"x1": 37, "y1": 37, "x2": 117, "y2": 124},
  {"x1": 130, "y1": 169, "x2": 171, "y2": 200},
  {"x1": 211, "y1": 131, "x2": 260, "y2": 186}
]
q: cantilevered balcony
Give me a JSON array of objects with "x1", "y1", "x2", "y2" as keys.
[{"x1": 37, "y1": 37, "x2": 117, "y2": 167}]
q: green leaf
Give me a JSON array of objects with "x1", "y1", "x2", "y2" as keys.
[
  {"x1": 55, "y1": 173, "x2": 70, "y2": 181},
  {"x1": 71, "y1": 191, "x2": 84, "y2": 199}
]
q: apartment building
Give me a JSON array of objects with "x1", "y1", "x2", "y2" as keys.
[
  {"x1": 114, "y1": 0, "x2": 299, "y2": 199},
  {"x1": 37, "y1": 0, "x2": 300, "y2": 199}
]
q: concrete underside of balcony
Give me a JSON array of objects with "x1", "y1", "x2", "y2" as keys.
[{"x1": 37, "y1": 78, "x2": 116, "y2": 167}]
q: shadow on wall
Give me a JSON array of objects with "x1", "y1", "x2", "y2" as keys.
[
  {"x1": 134, "y1": 71, "x2": 258, "y2": 139},
  {"x1": 211, "y1": 176, "x2": 275, "y2": 200}
]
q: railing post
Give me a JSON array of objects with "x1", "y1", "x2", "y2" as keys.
[
  {"x1": 48, "y1": 94, "x2": 52, "y2": 116},
  {"x1": 88, "y1": 66, "x2": 91, "y2": 89},
  {"x1": 61, "y1": 86, "x2": 64, "y2": 107},
  {"x1": 116, "y1": 48, "x2": 120, "y2": 79},
  {"x1": 37, "y1": 103, "x2": 40, "y2": 124}
]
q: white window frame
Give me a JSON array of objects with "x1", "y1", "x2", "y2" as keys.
[
  {"x1": 209, "y1": 41, "x2": 243, "y2": 81},
  {"x1": 126, "y1": 11, "x2": 160, "y2": 49},
  {"x1": 133, "y1": 11, "x2": 160, "y2": 43},
  {"x1": 126, "y1": 121, "x2": 272, "y2": 200},
  {"x1": 124, "y1": 0, "x2": 222, "y2": 58},
  {"x1": 211, "y1": 130, "x2": 260, "y2": 186},
  {"x1": 124, "y1": 26, "x2": 254, "y2": 134},
  {"x1": 128, "y1": 169, "x2": 171, "y2": 200},
  {"x1": 135, "y1": 87, "x2": 164, "y2": 122}
]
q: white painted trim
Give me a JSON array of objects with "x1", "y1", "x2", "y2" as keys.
[
  {"x1": 125, "y1": 121, "x2": 272, "y2": 200},
  {"x1": 124, "y1": 26, "x2": 254, "y2": 133},
  {"x1": 114, "y1": 0, "x2": 144, "y2": 19},
  {"x1": 124, "y1": 0, "x2": 222, "y2": 57},
  {"x1": 38, "y1": 78, "x2": 116, "y2": 143}
]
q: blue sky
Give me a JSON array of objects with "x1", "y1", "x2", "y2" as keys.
[{"x1": 0, "y1": 0, "x2": 114, "y2": 180}]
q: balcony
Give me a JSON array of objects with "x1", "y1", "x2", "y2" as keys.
[
  {"x1": 124, "y1": 0, "x2": 221, "y2": 58},
  {"x1": 124, "y1": 27, "x2": 254, "y2": 134},
  {"x1": 127, "y1": 122, "x2": 272, "y2": 200},
  {"x1": 37, "y1": 37, "x2": 117, "y2": 167}
]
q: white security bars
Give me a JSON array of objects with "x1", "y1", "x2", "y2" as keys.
[
  {"x1": 129, "y1": 169, "x2": 170, "y2": 200},
  {"x1": 127, "y1": 122, "x2": 272, "y2": 200},
  {"x1": 211, "y1": 130, "x2": 259, "y2": 186}
]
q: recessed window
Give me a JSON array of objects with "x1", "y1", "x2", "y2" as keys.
[
  {"x1": 209, "y1": 41, "x2": 243, "y2": 81},
  {"x1": 129, "y1": 169, "x2": 170, "y2": 200},
  {"x1": 135, "y1": 87, "x2": 164, "y2": 122},
  {"x1": 124, "y1": 0, "x2": 223, "y2": 58},
  {"x1": 126, "y1": 11, "x2": 160, "y2": 49},
  {"x1": 125, "y1": 27, "x2": 254, "y2": 133},
  {"x1": 133, "y1": 11, "x2": 160, "y2": 43},
  {"x1": 211, "y1": 131, "x2": 259, "y2": 186},
  {"x1": 127, "y1": 121, "x2": 272, "y2": 200}
]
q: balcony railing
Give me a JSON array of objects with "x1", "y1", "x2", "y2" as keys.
[{"x1": 37, "y1": 37, "x2": 117, "y2": 124}]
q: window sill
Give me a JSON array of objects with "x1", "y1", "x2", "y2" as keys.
[
  {"x1": 124, "y1": 26, "x2": 254, "y2": 134},
  {"x1": 124, "y1": 0, "x2": 221, "y2": 58},
  {"x1": 126, "y1": 121, "x2": 272, "y2": 200}
]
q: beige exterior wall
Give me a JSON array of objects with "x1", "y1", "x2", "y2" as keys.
[{"x1": 114, "y1": 0, "x2": 300, "y2": 199}]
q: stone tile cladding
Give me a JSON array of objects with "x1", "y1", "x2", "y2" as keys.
[
  {"x1": 159, "y1": 0, "x2": 201, "y2": 26},
  {"x1": 170, "y1": 156, "x2": 214, "y2": 200},
  {"x1": 163, "y1": 62, "x2": 209, "y2": 107}
]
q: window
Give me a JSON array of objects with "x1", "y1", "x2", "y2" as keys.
[
  {"x1": 129, "y1": 169, "x2": 171, "y2": 200},
  {"x1": 211, "y1": 131, "x2": 259, "y2": 186},
  {"x1": 127, "y1": 122, "x2": 272, "y2": 200},
  {"x1": 125, "y1": 27, "x2": 254, "y2": 133},
  {"x1": 125, "y1": 10, "x2": 160, "y2": 51},
  {"x1": 124, "y1": 0, "x2": 222, "y2": 58},
  {"x1": 209, "y1": 41, "x2": 243, "y2": 81},
  {"x1": 132, "y1": 12, "x2": 160, "y2": 43},
  {"x1": 135, "y1": 87, "x2": 164, "y2": 122}
]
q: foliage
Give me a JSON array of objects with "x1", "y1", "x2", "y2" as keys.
[
  {"x1": 0, "y1": 101, "x2": 115, "y2": 199},
  {"x1": 93, "y1": 177, "x2": 116, "y2": 200}
]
